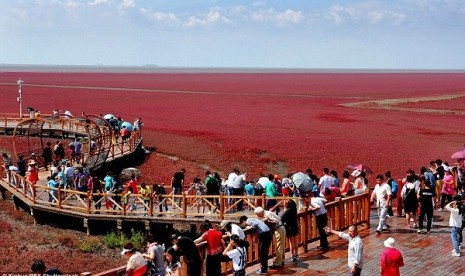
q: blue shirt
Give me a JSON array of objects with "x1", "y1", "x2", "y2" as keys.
[
  {"x1": 247, "y1": 218, "x2": 270, "y2": 234},
  {"x1": 104, "y1": 175, "x2": 114, "y2": 191},
  {"x1": 424, "y1": 171, "x2": 436, "y2": 188},
  {"x1": 48, "y1": 179, "x2": 59, "y2": 189},
  {"x1": 244, "y1": 184, "x2": 255, "y2": 195}
]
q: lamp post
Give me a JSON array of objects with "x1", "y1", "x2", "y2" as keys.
[{"x1": 17, "y1": 78, "x2": 24, "y2": 118}]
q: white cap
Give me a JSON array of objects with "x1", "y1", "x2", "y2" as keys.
[
  {"x1": 384, "y1": 237, "x2": 396, "y2": 248},
  {"x1": 254, "y1": 207, "x2": 264, "y2": 214}
]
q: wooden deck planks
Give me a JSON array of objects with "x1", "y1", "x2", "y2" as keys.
[{"x1": 246, "y1": 210, "x2": 465, "y2": 275}]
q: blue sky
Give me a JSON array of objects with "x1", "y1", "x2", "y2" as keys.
[{"x1": 1, "y1": 0, "x2": 464, "y2": 69}]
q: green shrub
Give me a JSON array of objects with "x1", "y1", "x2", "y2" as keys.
[
  {"x1": 103, "y1": 231, "x2": 126, "y2": 249},
  {"x1": 78, "y1": 236, "x2": 102, "y2": 252},
  {"x1": 103, "y1": 229, "x2": 145, "y2": 250}
]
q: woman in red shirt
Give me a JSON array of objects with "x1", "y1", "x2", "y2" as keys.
[{"x1": 194, "y1": 220, "x2": 225, "y2": 276}]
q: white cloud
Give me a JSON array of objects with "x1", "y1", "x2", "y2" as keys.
[
  {"x1": 88, "y1": 0, "x2": 111, "y2": 6},
  {"x1": 122, "y1": 0, "x2": 135, "y2": 8},
  {"x1": 251, "y1": 8, "x2": 305, "y2": 25},
  {"x1": 276, "y1": 9, "x2": 304, "y2": 25},
  {"x1": 327, "y1": 4, "x2": 406, "y2": 25},
  {"x1": 185, "y1": 8, "x2": 229, "y2": 28}
]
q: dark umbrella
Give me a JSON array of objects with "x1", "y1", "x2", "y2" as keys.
[{"x1": 292, "y1": 172, "x2": 313, "y2": 192}]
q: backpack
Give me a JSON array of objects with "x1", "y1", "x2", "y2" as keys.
[{"x1": 391, "y1": 180, "x2": 398, "y2": 198}]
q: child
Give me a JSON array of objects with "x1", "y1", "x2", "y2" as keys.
[
  {"x1": 446, "y1": 195, "x2": 463, "y2": 256},
  {"x1": 223, "y1": 234, "x2": 248, "y2": 276}
]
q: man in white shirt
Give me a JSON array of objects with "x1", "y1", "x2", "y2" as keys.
[
  {"x1": 309, "y1": 195, "x2": 329, "y2": 250},
  {"x1": 121, "y1": 242, "x2": 147, "y2": 276},
  {"x1": 370, "y1": 175, "x2": 392, "y2": 235},
  {"x1": 226, "y1": 168, "x2": 239, "y2": 205},
  {"x1": 326, "y1": 225, "x2": 363, "y2": 276},
  {"x1": 318, "y1": 168, "x2": 335, "y2": 192}
]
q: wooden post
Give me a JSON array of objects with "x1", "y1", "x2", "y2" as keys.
[
  {"x1": 58, "y1": 187, "x2": 62, "y2": 208},
  {"x1": 303, "y1": 207, "x2": 309, "y2": 252},
  {"x1": 149, "y1": 193, "x2": 153, "y2": 217},
  {"x1": 335, "y1": 197, "x2": 343, "y2": 229},
  {"x1": 365, "y1": 190, "x2": 371, "y2": 228},
  {"x1": 87, "y1": 191, "x2": 91, "y2": 214},
  {"x1": 182, "y1": 193, "x2": 187, "y2": 218},
  {"x1": 261, "y1": 193, "x2": 266, "y2": 209},
  {"x1": 219, "y1": 193, "x2": 224, "y2": 220},
  {"x1": 122, "y1": 194, "x2": 127, "y2": 216}
]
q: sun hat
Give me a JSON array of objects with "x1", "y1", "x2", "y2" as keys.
[
  {"x1": 383, "y1": 237, "x2": 396, "y2": 248},
  {"x1": 254, "y1": 207, "x2": 265, "y2": 214},
  {"x1": 121, "y1": 242, "x2": 135, "y2": 255},
  {"x1": 29, "y1": 160, "x2": 37, "y2": 165},
  {"x1": 219, "y1": 220, "x2": 230, "y2": 229}
]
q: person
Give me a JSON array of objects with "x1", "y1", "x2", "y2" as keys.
[
  {"x1": 127, "y1": 174, "x2": 139, "y2": 194},
  {"x1": 205, "y1": 171, "x2": 220, "y2": 212},
  {"x1": 254, "y1": 206, "x2": 286, "y2": 268},
  {"x1": 325, "y1": 225, "x2": 363, "y2": 276},
  {"x1": 134, "y1": 117, "x2": 143, "y2": 130},
  {"x1": 64, "y1": 162, "x2": 75, "y2": 190},
  {"x1": 90, "y1": 176, "x2": 103, "y2": 210},
  {"x1": 53, "y1": 142, "x2": 65, "y2": 166},
  {"x1": 309, "y1": 194, "x2": 329, "y2": 251},
  {"x1": 47, "y1": 176, "x2": 59, "y2": 203},
  {"x1": 104, "y1": 172, "x2": 115, "y2": 209},
  {"x1": 319, "y1": 168, "x2": 335, "y2": 192},
  {"x1": 370, "y1": 175, "x2": 392, "y2": 235},
  {"x1": 74, "y1": 138, "x2": 82, "y2": 160},
  {"x1": 171, "y1": 168, "x2": 185, "y2": 206},
  {"x1": 231, "y1": 172, "x2": 246, "y2": 211},
  {"x1": 330, "y1": 170, "x2": 341, "y2": 188},
  {"x1": 16, "y1": 155, "x2": 26, "y2": 177},
  {"x1": 140, "y1": 182, "x2": 151, "y2": 212},
  {"x1": 281, "y1": 199, "x2": 299, "y2": 261},
  {"x1": 2, "y1": 152, "x2": 12, "y2": 179},
  {"x1": 340, "y1": 171, "x2": 352, "y2": 196},
  {"x1": 445, "y1": 195, "x2": 463, "y2": 256},
  {"x1": 42, "y1": 142, "x2": 53, "y2": 170},
  {"x1": 142, "y1": 235, "x2": 165, "y2": 276},
  {"x1": 27, "y1": 160, "x2": 39, "y2": 184},
  {"x1": 400, "y1": 175, "x2": 419, "y2": 229},
  {"x1": 194, "y1": 220, "x2": 224, "y2": 276},
  {"x1": 439, "y1": 168, "x2": 455, "y2": 211},
  {"x1": 417, "y1": 180, "x2": 436, "y2": 233},
  {"x1": 223, "y1": 234, "x2": 248, "y2": 276},
  {"x1": 172, "y1": 236, "x2": 202, "y2": 276},
  {"x1": 220, "y1": 220, "x2": 246, "y2": 240},
  {"x1": 31, "y1": 259, "x2": 62, "y2": 274},
  {"x1": 226, "y1": 168, "x2": 239, "y2": 205},
  {"x1": 165, "y1": 247, "x2": 181, "y2": 276},
  {"x1": 121, "y1": 242, "x2": 147, "y2": 276},
  {"x1": 265, "y1": 174, "x2": 281, "y2": 213},
  {"x1": 380, "y1": 237, "x2": 404, "y2": 276},
  {"x1": 239, "y1": 215, "x2": 271, "y2": 275},
  {"x1": 153, "y1": 183, "x2": 168, "y2": 213}
]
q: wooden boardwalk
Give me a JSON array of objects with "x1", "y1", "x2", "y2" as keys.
[{"x1": 245, "y1": 209, "x2": 464, "y2": 276}]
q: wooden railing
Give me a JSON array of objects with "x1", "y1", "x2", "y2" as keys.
[
  {"x1": 88, "y1": 192, "x2": 370, "y2": 276},
  {"x1": 1, "y1": 167, "x2": 369, "y2": 221}
]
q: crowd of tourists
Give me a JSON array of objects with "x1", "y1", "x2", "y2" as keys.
[{"x1": 370, "y1": 158, "x2": 465, "y2": 260}]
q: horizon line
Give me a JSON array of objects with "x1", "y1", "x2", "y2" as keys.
[{"x1": 1, "y1": 63, "x2": 465, "y2": 74}]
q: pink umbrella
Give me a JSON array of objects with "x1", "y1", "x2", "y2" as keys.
[
  {"x1": 347, "y1": 164, "x2": 373, "y2": 174},
  {"x1": 451, "y1": 150, "x2": 465, "y2": 159}
]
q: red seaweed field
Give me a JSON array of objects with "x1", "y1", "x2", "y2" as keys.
[
  {"x1": 1, "y1": 70, "x2": 465, "y2": 272},
  {"x1": 1, "y1": 71, "x2": 465, "y2": 183}
]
